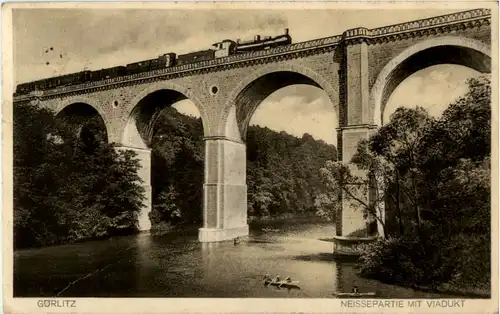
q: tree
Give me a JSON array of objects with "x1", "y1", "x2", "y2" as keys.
[
  {"x1": 314, "y1": 193, "x2": 338, "y2": 222},
  {"x1": 315, "y1": 159, "x2": 388, "y2": 238},
  {"x1": 247, "y1": 125, "x2": 337, "y2": 219},
  {"x1": 424, "y1": 76, "x2": 490, "y2": 163},
  {"x1": 152, "y1": 185, "x2": 182, "y2": 223},
  {"x1": 369, "y1": 107, "x2": 435, "y2": 239},
  {"x1": 14, "y1": 102, "x2": 145, "y2": 248},
  {"x1": 356, "y1": 75, "x2": 492, "y2": 293},
  {"x1": 417, "y1": 76, "x2": 491, "y2": 237}
]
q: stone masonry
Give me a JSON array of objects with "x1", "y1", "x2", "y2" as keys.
[{"x1": 14, "y1": 9, "x2": 492, "y2": 243}]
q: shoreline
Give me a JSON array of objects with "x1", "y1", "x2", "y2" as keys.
[
  {"x1": 323, "y1": 236, "x2": 491, "y2": 299},
  {"x1": 408, "y1": 283, "x2": 491, "y2": 299},
  {"x1": 357, "y1": 270, "x2": 491, "y2": 298},
  {"x1": 15, "y1": 215, "x2": 328, "y2": 250}
]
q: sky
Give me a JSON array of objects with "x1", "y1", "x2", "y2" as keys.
[{"x1": 13, "y1": 7, "x2": 484, "y2": 145}]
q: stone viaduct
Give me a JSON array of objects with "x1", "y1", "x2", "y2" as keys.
[{"x1": 13, "y1": 9, "x2": 492, "y2": 246}]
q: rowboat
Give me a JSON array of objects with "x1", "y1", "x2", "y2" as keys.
[
  {"x1": 262, "y1": 228, "x2": 280, "y2": 232},
  {"x1": 334, "y1": 292, "x2": 376, "y2": 298},
  {"x1": 264, "y1": 279, "x2": 300, "y2": 289}
]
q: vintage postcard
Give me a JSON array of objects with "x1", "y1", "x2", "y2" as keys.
[{"x1": 2, "y1": 1, "x2": 498, "y2": 313}]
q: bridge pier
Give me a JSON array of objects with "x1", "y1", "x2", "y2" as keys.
[
  {"x1": 199, "y1": 137, "x2": 249, "y2": 242},
  {"x1": 336, "y1": 125, "x2": 378, "y2": 237},
  {"x1": 334, "y1": 126, "x2": 380, "y2": 255},
  {"x1": 334, "y1": 32, "x2": 379, "y2": 254},
  {"x1": 115, "y1": 146, "x2": 152, "y2": 232}
]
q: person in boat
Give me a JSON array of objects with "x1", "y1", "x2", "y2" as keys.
[
  {"x1": 352, "y1": 286, "x2": 359, "y2": 294},
  {"x1": 275, "y1": 275, "x2": 280, "y2": 282},
  {"x1": 285, "y1": 276, "x2": 292, "y2": 283}
]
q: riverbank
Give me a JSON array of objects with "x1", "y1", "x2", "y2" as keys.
[
  {"x1": 13, "y1": 227, "x2": 139, "y2": 250},
  {"x1": 320, "y1": 236, "x2": 491, "y2": 299},
  {"x1": 345, "y1": 258, "x2": 490, "y2": 298},
  {"x1": 15, "y1": 215, "x2": 326, "y2": 250},
  {"x1": 410, "y1": 283, "x2": 490, "y2": 298},
  {"x1": 348, "y1": 257, "x2": 490, "y2": 298}
]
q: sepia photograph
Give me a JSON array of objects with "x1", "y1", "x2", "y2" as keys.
[{"x1": 2, "y1": 2, "x2": 498, "y2": 312}]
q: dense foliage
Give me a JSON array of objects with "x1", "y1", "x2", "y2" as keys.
[
  {"x1": 14, "y1": 103, "x2": 145, "y2": 248},
  {"x1": 149, "y1": 107, "x2": 205, "y2": 229},
  {"x1": 148, "y1": 107, "x2": 337, "y2": 229},
  {"x1": 317, "y1": 76, "x2": 491, "y2": 294},
  {"x1": 247, "y1": 128, "x2": 337, "y2": 219},
  {"x1": 15, "y1": 101, "x2": 337, "y2": 246}
]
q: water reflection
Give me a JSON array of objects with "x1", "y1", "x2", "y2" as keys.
[{"x1": 14, "y1": 220, "x2": 454, "y2": 298}]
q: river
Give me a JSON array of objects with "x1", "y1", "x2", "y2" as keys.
[{"x1": 14, "y1": 219, "x2": 453, "y2": 298}]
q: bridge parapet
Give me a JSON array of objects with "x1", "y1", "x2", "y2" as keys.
[
  {"x1": 343, "y1": 27, "x2": 370, "y2": 38},
  {"x1": 341, "y1": 8, "x2": 490, "y2": 45},
  {"x1": 12, "y1": 8, "x2": 491, "y2": 103},
  {"x1": 370, "y1": 8, "x2": 490, "y2": 36}
]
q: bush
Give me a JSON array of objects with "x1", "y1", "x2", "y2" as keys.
[
  {"x1": 358, "y1": 236, "x2": 438, "y2": 286},
  {"x1": 438, "y1": 233, "x2": 491, "y2": 291},
  {"x1": 358, "y1": 233, "x2": 490, "y2": 291}
]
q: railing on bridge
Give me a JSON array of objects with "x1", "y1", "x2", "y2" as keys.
[
  {"x1": 13, "y1": 8, "x2": 491, "y2": 102},
  {"x1": 370, "y1": 8, "x2": 489, "y2": 37}
]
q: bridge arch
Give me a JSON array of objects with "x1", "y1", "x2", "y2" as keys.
[
  {"x1": 55, "y1": 99, "x2": 109, "y2": 143},
  {"x1": 371, "y1": 36, "x2": 491, "y2": 126},
  {"x1": 201, "y1": 63, "x2": 339, "y2": 241},
  {"x1": 122, "y1": 81, "x2": 208, "y2": 148},
  {"x1": 222, "y1": 64, "x2": 339, "y2": 141}
]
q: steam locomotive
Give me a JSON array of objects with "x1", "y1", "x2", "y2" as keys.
[{"x1": 15, "y1": 29, "x2": 291, "y2": 96}]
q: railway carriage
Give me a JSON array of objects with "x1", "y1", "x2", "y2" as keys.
[
  {"x1": 126, "y1": 59, "x2": 157, "y2": 74},
  {"x1": 177, "y1": 49, "x2": 216, "y2": 65},
  {"x1": 33, "y1": 79, "x2": 48, "y2": 91},
  {"x1": 46, "y1": 71, "x2": 91, "y2": 88},
  {"x1": 14, "y1": 29, "x2": 292, "y2": 95},
  {"x1": 15, "y1": 82, "x2": 35, "y2": 95},
  {"x1": 159, "y1": 53, "x2": 176, "y2": 68},
  {"x1": 90, "y1": 66, "x2": 126, "y2": 81}
]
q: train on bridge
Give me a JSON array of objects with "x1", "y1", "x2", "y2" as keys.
[{"x1": 15, "y1": 29, "x2": 291, "y2": 96}]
